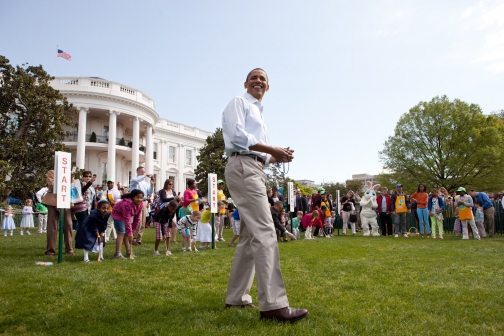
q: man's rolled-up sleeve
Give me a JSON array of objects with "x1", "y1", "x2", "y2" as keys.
[{"x1": 223, "y1": 98, "x2": 258, "y2": 153}]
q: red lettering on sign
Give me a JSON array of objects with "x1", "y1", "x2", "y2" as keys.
[
  {"x1": 62, "y1": 157, "x2": 68, "y2": 165},
  {"x1": 63, "y1": 167, "x2": 67, "y2": 173},
  {"x1": 62, "y1": 176, "x2": 67, "y2": 183},
  {"x1": 62, "y1": 185, "x2": 67, "y2": 192},
  {"x1": 62, "y1": 195, "x2": 66, "y2": 201}
]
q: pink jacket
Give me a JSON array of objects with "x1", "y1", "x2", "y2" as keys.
[{"x1": 112, "y1": 198, "x2": 144, "y2": 235}]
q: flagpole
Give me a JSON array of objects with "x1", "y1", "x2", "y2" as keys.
[{"x1": 54, "y1": 45, "x2": 58, "y2": 77}]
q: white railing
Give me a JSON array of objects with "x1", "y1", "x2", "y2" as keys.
[
  {"x1": 120, "y1": 86, "x2": 135, "y2": 95},
  {"x1": 50, "y1": 77, "x2": 155, "y2": 109},
  {"x1": 59, "y1": 79, "x2": 78, "y2": 85},
  {"x1": 90, "y1": 80, "x2": 109, "y2": 88}
]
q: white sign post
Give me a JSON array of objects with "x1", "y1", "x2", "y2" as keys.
[
  {"x1": 208, "y1": 173, "x2": 218, "y2": 213},
  {"x1": 208, "y1": 173, "x2": 217, "y2": 249},
  {"x1": 287, "y1": 182, "x2": 294, "y2": 213},
  {"x1": 54, "y1": 151, "x2": 71, "y2": 209},
  {"x1": 53, "y1": 151, "x2": 71, "y2": 264}
]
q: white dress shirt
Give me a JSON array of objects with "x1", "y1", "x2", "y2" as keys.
[{"x1": 222, "y1": 93, "x2": 271, "y2": 165}]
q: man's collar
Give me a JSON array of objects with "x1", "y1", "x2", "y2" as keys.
[{"x1": 244, "y1": 92, "x2": 261, "y2": 105}]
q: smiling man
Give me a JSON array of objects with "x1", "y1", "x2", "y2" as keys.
[{"x1": 221, "y1": 68, "x2": 308, "y2": 323}]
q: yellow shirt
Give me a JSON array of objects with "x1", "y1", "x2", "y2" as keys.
[
  {"x1": 217, "y1": 189, "x2": 226, "y2": 215},
  {"x1": 200, "y1": 209, "x2": 211, "y2": 223},
  {"x1": 321, "y1": 200, "x2": 331, "y2": 217}
]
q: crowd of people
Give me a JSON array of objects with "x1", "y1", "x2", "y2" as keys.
[
  {"x1": 2, "y1": 175, "x2": 500, "y2": 254},
  {"x1": 284, "y1": 183, "x2": 501, "y2": 240}
]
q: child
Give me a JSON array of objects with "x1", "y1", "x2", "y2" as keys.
[
  {"x1": 196, "y1": 205, "x2": 213, "y2": 249},
  {"x1": 20, "y1": 199, "x2": 35, "y2": 235},
  {"x1": 310, "y1": 210, "x2": 323, "y2": 239},
  {"x1": 326, "y1": 211, "x2": 336, "y2": 237},
  {"x1": 474, "y1": 201, "x2": 487, "y2": 238},
  {"x1": 36, "y1": 201, "x2": 48, "y2": 233},
  {"x1": 177, "y1": 211, "x2": 202, "y2": 252},
  {"x1": 2, "y1": 206, "x2": 15, "y2": 236},
  {"x1": 301, "y1": 212, "x2": 313, "y2": 239},
  {"x1": 154, "y1": 200, "x2": 179, "y2": 256},
  {"x1": 228, "y1": 207, "x2": 240, "y2": 247},
  {"x1": 289, "y1": 211, "x2": 303, "y2": 240},
  {"x1": 428, "y1": 189, "x2": 445, "y2": 239},
  {"x1": 278, "y1": 208, "x2": 288, "y2": 242},
  {"x1": 75, "y1": 200, "x2": 110, "y2": 262},
  {"x1": 111, "y1": 189, "x2": 145, "y2": 259}
]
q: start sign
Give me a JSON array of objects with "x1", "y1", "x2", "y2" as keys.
[
  {"x1": 208, "y1": 173, "x2": 218, "y2": 213},
  {"x1": 54, "y1": 151, "x2": 71, "y2": 209}
]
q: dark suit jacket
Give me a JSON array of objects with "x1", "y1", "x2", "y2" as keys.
[{"x1": 294, "y1": 196, "x2": 308, "y2": 214}]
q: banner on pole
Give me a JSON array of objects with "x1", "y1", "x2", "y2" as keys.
[
  {"x1": 208, "y1": 173, "x2": 218, "y2": 213},
  {"x1": 54, "y1": 151, "x2": 71, "y2": 209},
  {"x1": 287, "y1": 182, "x2": 294, "y2": 212}
]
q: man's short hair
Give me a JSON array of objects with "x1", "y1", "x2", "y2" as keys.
[
  {"x1": 136, "y1": 166, "x2": 144, "y2": 172},
  {"x1": 274, "y1": 201, "x2": 283, "y2": 207},
  {"x1": 246, "y1": 68, "x2": 268, "y2": 82},
  {"x1": 297, "y1": 211, "x2": 303, "y2": 216}
]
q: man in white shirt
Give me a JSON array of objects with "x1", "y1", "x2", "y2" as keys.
[
  {"x1": 130, "y1": 166, "x2": 154, "y2": 245},
  {"x1": 104, "y1": 180, "x2": 121, "y2": 242},
  {"x1": 221, "y1": 68, "x2": 308, "y2": 323}
]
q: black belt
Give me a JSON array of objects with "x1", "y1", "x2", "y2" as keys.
[{"x1": 231, "y1": 152, "x2": 265, "y2": 164}]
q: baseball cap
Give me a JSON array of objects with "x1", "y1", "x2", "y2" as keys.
[
  {"x1": 396, "y1": 184, "x2": 403, "y2": 187},
  {"x1": 107, "y1": 179, "x2": 114, "y2": 183},
  {"x1": 456, "y1": 187, "x2": 466, "y2": 192},
  {"x1": 217, "y1": 179, "x2": 224, "y2": 184},
  {"x1": 317, "y1": 187, "x2": 325, "y2": 191}
]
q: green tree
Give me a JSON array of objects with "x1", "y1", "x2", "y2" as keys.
[
  {"x1": 194, "y1": 128, "x2": 228, "y2": 196},
  {"x1": 380, "y1": 95, "x2": 504, "y2": 193},
  {"x1": 0, "y1": 55, "x2": 76, "y2": 199}
]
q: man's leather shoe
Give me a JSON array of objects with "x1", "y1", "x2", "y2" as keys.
[
  {"x1": 260, "y1": 307, "x2": 308, "y2": 323},
  {"x1": 225, "y1": 303, "x2": 255, "y2": 308}
]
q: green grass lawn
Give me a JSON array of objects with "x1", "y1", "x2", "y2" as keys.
[{"x1": 1, "y1": 228, "x2": 503, "y2": 335}]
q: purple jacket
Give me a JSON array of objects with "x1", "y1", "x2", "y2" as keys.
[{"x1": 112, "y1": 198, "x2": 143, "y2": 235}]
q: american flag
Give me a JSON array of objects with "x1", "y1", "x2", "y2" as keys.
[{"x1": 57, "y1": 49, "x2": 72, "y2": 61}]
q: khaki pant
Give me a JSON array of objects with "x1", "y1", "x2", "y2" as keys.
[
  {"x1": 215, "y1": 214, "x2": 225, "y2": 240},
  {"x1": 38, "y1": 214, "x2": 47, "y2": 233},
  {"x1": 105, "y1": 214, "x2": 117, "y2": 242},
  {"x1": 134, "y1": 201, "x2": 147, "y2": 242},
  {"x1": 46, "y1": 206, "x2": 73, "y2": 254},
  {"x1": 483, "y1": 207, "x2": 495, "y2": 237},
  {"x1": 224, "y1": 156, "x2": 289, "y2": 311}
]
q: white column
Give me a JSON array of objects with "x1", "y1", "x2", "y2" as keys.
[
  {"x1": 178, "y1": 144, "x2": 185, "y2": 191},
  {"x1": 76, "y1": 107, "x2": 88, "y2": 169},
  {"x1": 132, "y1": 117, "x2": 140, "y2": 176},
  {"x1": 145, "y1": 124, "x2": 153, "y2": 174},
  {"x1": 107, "y1": 110, "x2": 119, "y2": 182}
]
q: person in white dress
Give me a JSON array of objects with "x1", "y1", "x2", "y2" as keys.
[{"x1": 20, "y1": 199, "x2": 35, "y2": 235}]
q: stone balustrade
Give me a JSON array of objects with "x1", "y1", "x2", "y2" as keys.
[{"x1": 51, "y1": 77, "x2": 156, "y2": 110}]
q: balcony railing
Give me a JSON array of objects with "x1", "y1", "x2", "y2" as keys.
[
  {"x1": 51, "y1": 77, "x2": 156, "y2": 110},
  {"x1": 63, "y1": 134, "x2": 145, "y2": 152}
]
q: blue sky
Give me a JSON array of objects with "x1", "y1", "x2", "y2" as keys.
[{"x1": 2, "y1": 0, "x2": 503, "y2": 184}]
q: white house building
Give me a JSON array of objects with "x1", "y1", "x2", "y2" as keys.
[{"x1": 51, "y1": 77, "x2": 211, "y2": 193}]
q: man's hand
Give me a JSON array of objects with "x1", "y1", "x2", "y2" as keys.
[
  {"x1": 270, "y1": 147, "x2": 294, "y2": 163},
  {"x1": 287, "y1": 232, "x2": 296, "y2": 240}
]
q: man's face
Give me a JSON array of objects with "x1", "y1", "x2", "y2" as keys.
[
  {"x1": 381, "y1": 188, "x2": 388, "y2": 195},
  {"x1": 274, "y1": 203, "x2": 283, "y2": 212},
  {"x1": 107, "y1": 182, "x2": 114, "y2": 190},
  {"x1": 397, "y1": 186, "x2": 403, "y2": 192},
  {"x1": 244, "y1": 69, "x2": 269, "y2": 101},
  {"x1": 218, "y1": 183, "x2": 223, "y2": 190},
  {"x1": 137, "y1": 167, "x2": 145, "y2": 176},
  {"x1": 469, "y1": 190, "x2": 476, "y2": 197}
]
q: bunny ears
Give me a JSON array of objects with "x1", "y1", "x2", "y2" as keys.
[{"x1": 365, "y1": 181, "x2": 381, "y2": 191}]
